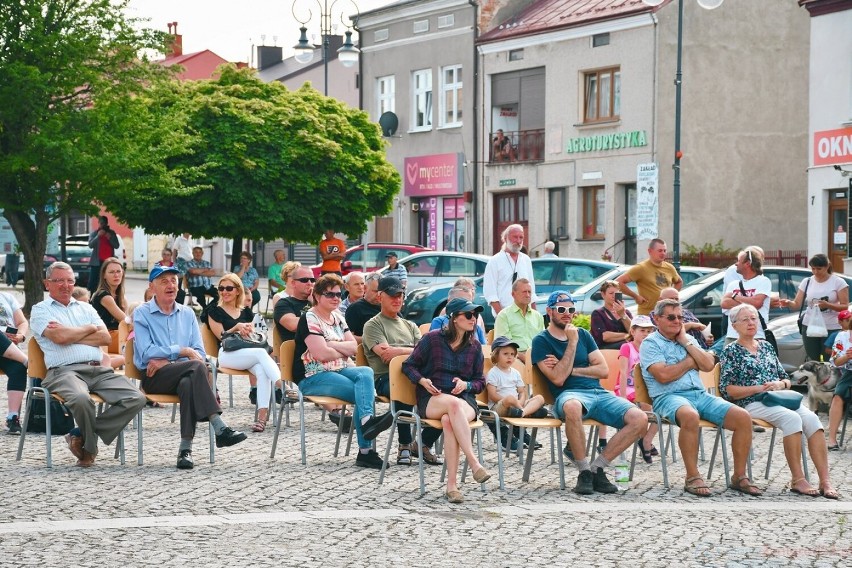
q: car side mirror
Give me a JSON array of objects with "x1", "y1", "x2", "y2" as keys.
[
  {"x1": 700, "y1": 296, "x2": 713, "y2": 307},
  {"x1": 342, "y1": 260, "x2": 352, "y2": 269},
  {"x1": 591, "y1": 292, "x2": 602, "y2": 301}
]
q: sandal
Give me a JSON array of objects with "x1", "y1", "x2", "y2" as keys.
[
  {"x1": 445, "y1": 489, "x2": 463, "y2": 504},
  {"x1": 820, "y1": 484, "x2": 841, "y2": 500},
  {"x1": 828, "y1": 443, "x2": 841, "y2": 451},
  {"x1": 684, "y1": 475, "x2": 712, "y2": 497},
  {"x1": 637, "y1": 439, "x2": 653, "y2": 464},
  {"x1": 411, "y1": 441, "x2": 443, "y2": 466},
  {"x1": 728, "y1": 475, "x2": 763, "y2": 497},
  {"x1": 790, "y1": 478, "x2": 820, "y2": 497},
  {"x1": 251, "y1": 421, "x2": 266, "y2": 433},
  {"x1": 649, "y1": 445, "x2": 659, "y2": 457}
]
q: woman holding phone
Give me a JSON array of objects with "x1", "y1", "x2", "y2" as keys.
[
  {"x1": 590, "y1": 280, "x2": 633, "y2": 349},
  {"x1": 0, "y1": 291, "x2": 28, "y2": 434}
]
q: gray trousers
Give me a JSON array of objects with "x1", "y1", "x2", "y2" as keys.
[
  {"x1": 43, "y1": 364, "x2": 147, "y2": 456},
  {"x1": 141, "y1": 360, "x2": 220, "y2": 440}
]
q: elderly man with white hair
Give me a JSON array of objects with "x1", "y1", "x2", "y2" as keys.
[
  {"x1": 340, "y1": 271, "x2": 366, "y2": 315},
  {"x1": 483, "y1": 224, "x2": 536, "y2": 317}
]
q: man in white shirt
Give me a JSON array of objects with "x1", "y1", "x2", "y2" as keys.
[
  {"x1": 483, "y1": 224, "x2": 536, "y2": 317},
  {"x1": 721, "y1": 248, "x2": 772, "y2": 343}
]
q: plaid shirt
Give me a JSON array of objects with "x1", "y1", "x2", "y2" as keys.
[
  {"x1": 185, "y1": 259, "x2": 213, "y2": 288},
  {"x1": 403, "y1": 330, "x2": 485, "y2": 396}
]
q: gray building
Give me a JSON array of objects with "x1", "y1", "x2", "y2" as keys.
[
  {"x1": 477, "y1": 0, "x2": 810, "y2": 261},
  {"x1": 799, "y1": 0, "x2": 852, "y2": 272}
]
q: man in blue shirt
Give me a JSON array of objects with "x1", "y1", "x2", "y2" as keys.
[
  {"x1": 640, "y1": 298, "x2": 757, "y2": 497},
  {"x1": 134, "y1": 265, "x2": 246, "y2": 470},
  {"x1": 531, "y1": 291, "x2": 647, "y2": 495}
]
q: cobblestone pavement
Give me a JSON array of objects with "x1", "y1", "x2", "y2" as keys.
[
  {"x1": 1, "y1": 276, "x2": 851, "y2": 567},
  {"x1": 2, "y1": 376, "x2": 852, "y2": 568}
]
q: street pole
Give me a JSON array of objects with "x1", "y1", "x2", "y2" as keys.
[
  {"x1": 292, "y1": 0, "x2": 360, "y2": 97},
  {"x1": 672, "y1": 0, "x2": 683, "y2": 269}
]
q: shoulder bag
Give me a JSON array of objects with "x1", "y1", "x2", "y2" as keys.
[
  {"x1": 754, "y1": 390, "x2": 803, "y2": 410},
  {"x1": 221, "y1": 330, "x2": 273, "y2": 354}
]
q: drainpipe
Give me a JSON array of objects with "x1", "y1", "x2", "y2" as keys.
[{"x1": 469, "y1": 0, "x2": 480, "y2": 253}]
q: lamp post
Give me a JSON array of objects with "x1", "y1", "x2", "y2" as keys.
[
  {"x1": 292, "y1": 0, "x2": 360, "y2": 96},
  {"x1": 643, "y1": 0, "x2": 723, "y2": 268}
]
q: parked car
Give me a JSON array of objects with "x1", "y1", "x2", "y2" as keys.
[
  {"x1": 402, "y1": 276, "x2": 494, "y2": 329},
  {"x1": 531, "y1": 257, "x2": 619, "y2": 296},
  {"x1": 65, "y1": 233, "x2": 127, "y2": 270},
  {"x1": 767, "y1": 312, "x2": 811, "y2": 375},
  {"x1": 0, "y1": 253, "x2": 57, "y2": 284},
  {"x1": 310, "y1": 242, "x2": 429, "y2": 278},
  {"x1": 675, "y1": 266, "x2": 852, "y2": 341},
  {"x1": 384, "y1": 251, "x2": 490, "y2": 288}
]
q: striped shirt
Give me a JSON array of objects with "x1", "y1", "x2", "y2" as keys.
[{"x1": 30, "y1": 297, "x2": 106, "y2": 369}]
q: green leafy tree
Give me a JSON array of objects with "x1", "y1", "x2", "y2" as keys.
[
  {"x1": 0, "y1": 0, "x2": 186, "y2": 311},
  {"x1": 102, "y1": 66, "x2": 400, "y2": 248}
]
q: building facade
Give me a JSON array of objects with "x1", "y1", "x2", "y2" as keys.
[
  {"x1": 477, "y1": 0, "x2": 809, "y2": 260},
  {"x1": 799, "y1": 0, "x2": 852, "y2": 272}
]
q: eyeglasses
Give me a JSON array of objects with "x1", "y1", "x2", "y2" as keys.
[
  {"x1": 664, "y1": 314, "x2": 684, "y2": 321},
  {"x1": 293, "y1": 277, "x2": 316, "y2": 283},
  {"x1": 321, "y1": 292, "x2": 343, "y2": 299},
  {"x1": 554, "y1": 306, "x2": 576, "y2": 314},
  {"x1": 217, "y1": 285, "x2": 237, "y2": 292},
  {"x1": 456, "y1": 311, "x2": 476, "y2": 320}
]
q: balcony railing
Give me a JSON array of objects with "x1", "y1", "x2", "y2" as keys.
[{"x1": 489, "y1": 129, "x2": 545, "y2": 164}]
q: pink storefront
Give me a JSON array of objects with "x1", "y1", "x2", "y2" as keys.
[{"x1": 403, "y1": 153, "x2": 467, "y2": 251}]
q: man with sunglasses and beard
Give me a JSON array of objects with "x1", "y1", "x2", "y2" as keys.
[
  {"x1": 531, "y1": 291, "x2": 648, "y2": 495},
  {"x1": 274, "y1": 265, "x2": 316, "y2": 342},
  {"x1": 640, "y1": 298, "x2": 757, "y2": 497},
  {"x1": 483, "y1": 224, "x2": 536, "y2": 317}
]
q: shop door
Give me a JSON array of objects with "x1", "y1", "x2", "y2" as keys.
[
  {"x1": 830, "y1": 191, "x2": 848, "y2": 271},
  {"x1": 492, "y1": 191, "x2": 529, "y2": 254}
]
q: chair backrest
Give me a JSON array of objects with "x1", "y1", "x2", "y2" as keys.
[
  {"x1": 200, "y1": 324, "x2": 220, "y2": 357},
  {"x1": 529, "y1": 361, "x2": 555, "y2": 405},
  {"x1": 485, "y1": 329, "x2": 495, "y2": 344},
  {"x1": 699, "y1": 362, "x2": 721, "y2": 395},
  {"x1": 123, "y1": 339, "x2": 143, "y2": 381},
  {"x1": 118, "y1": 320, "x2": 130, "y2": 352},
  {"x1": 418, "y1": 323, "x2": 431, "y2": 336},
  {"x1": 599, "y1": 349, "x2": 621, "y2": 392},
  {"x1": 279, "y1": 340, "x2": 295, "y2": 383},
  {"x1": 28, "y1": 340, "x2": 48, "y2": 380},
  {"x1": 271, "y1": 324, "x2": 283, "y2": 355},
  {"x1": 389, "y1": 355, "x2": 416, "y2": 406},
  {"x1": 632, "y1": 364, "x2": 652, "y2": 406},
  {"x1": 355, "y1": 342, "x2": 369, "y2": 367}
]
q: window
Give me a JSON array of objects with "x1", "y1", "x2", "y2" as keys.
[
  {"x1": 581, "y1": 186, "x2": 605, "y2": 239},
  {"x1": 440, "y1": 65, "x2": 462, "y2": 127},
  {"x1": 592, "y1": 33, "x2": 610, "y2": 47},
  {"x1": 374, "y1": 29, "x2": 389, "y2": 42},
  {"x1": 412, "y1": 69, "x2": 433, "y2": 130},
  {"x1": 584, "y1": 67, "x2": 621, "y2": 123},
  {"x1": 438, "y1": 14, "x2": 454, "y2": 28},
  {"x1": 548, "y1": 188, "x2": 567, "y2": 239},
  {"x1": 376, "y1": 75, "x2": 395, "y2": 117},
  {"x1": 508, "y1": 49, "x2": 524, "y2": 61},
  {"x1": 413, "y1": 19, "x2": 429, "y2": 33}
]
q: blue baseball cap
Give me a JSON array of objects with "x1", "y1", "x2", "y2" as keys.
[
  {"x1": 546, "y1": 290, "x2": 574, "y2": 308},
  {"x1": 446, "y1": 297, "x2": 484, "y2": 317},
  {"x1": 149, "y1": 265, "x2": 180, "y2": 282}
]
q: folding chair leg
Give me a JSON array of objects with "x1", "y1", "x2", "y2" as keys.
[
  {"x1": 16, "y1": 390, "x2": 34, "y2": 463},
  {"x1": 137, "y1": 411, "x2": 144, "y2": 465},
  {"x1": 763, "y1": 428, "x2": 778, "y2": 479},
  {"x1": 801, "y1": 433, "x2": 810, "y2": 483},
  {"x1": 208, "y1": 422, "x2": 215, "y2": 464}
]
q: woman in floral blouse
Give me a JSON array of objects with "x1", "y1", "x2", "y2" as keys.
[{"x1": 720, "y1": 303, "x2": 837, "y2": 499}]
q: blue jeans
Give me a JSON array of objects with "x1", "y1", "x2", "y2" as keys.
[{"x1": 299, "y1": 366, "x2": 376, "y2": 449}]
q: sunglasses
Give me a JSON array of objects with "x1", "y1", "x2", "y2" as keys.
[
  {"x1": 511, "y1": 271, "x2": 518, "y2": 284},
  {"x1": 456, "y1": 311, "x2": 477, "y2": 320},
  {"x1": 321, "y1": 292, "x2": 343, "y2": 299},
  {"x1": 217, "y1": 285, "x2": 237, "y2": 292},
  {"x1": 294, "y1": 277, "x2": 316, "y2": 283},
  {"x1": 553, "y1": 306, "x2": 576, "y2": 314},
  {"x1": 664, "y1": 314, "x2": 684, "y2": 321}
]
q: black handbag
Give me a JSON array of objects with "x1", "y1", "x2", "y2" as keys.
[
  {"x1": 221, "y1": 331, "x2": 272, "y2": 354},
  {"x1": 25, "y1": 396, "x2": 75, "y2": 435},
  {"x1": 755, "y1": 390, "x2": 803, "y2": 410}
]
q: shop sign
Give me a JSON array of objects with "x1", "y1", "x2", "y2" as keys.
[
  {"x1": 404, "y1": 153, "x2": 464, "y2": 197},
  {"x1": 813, "y1": 127, "x2": 852, "y2": 166},
  {"x1": 566, "y1": 130, "x2": 647, "y2": 154}
]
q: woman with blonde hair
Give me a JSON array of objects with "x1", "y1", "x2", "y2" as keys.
[{"x1": 206, "y1": 273, "x2": 279, "y2": 432}]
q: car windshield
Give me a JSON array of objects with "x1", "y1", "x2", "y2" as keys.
[{"x1": 571, "y1": 267, "x2": 628, "y2": 297}]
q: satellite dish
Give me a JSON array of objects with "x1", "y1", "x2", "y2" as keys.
[{"x1": 378, "y1": 112, "x2": 399, "y2": 137}]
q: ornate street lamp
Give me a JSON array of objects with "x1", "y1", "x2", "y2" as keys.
[
  {"x1": 643, "y1": 0, "x2": 724, "y2": 268},
  {"x1": 291, "y1": 0, "x2": 361, "y2": 95}
]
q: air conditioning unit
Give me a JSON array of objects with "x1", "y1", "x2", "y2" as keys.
[{"x1": 411, "y1": 203, "x2": 420, "y2": 212}]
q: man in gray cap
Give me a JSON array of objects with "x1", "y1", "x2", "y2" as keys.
[
  {"x1": 383, "y1": 252, "x2": 408, "y2": 286},
  {"x1": 31, "y1": 261, "x2": 147, "y2": 467},
  {"x1": 134, "y1": 264, "x2": 246, "y2": 470}
]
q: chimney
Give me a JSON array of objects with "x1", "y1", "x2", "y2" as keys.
[
  {"x1": 167, "y1": 21, "x2": 183, "y2": 57},
  {"x1": 256, "y1": 45, "x2": 283, "y2": 70}
]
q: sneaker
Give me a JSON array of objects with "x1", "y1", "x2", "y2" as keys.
[
  {"x1": 592, "y1": 467, "x2": 618, "y2": 494},
  {"x1": 248, "y1": 388, "x2": 257, "y2": 406},
  {"x1": 275, "y1": 388, "x2": 284, "y2": 404},
  {"x1": 176, "y1": 449, "x2": 194, "y2": 470},
  {"x1": 523, "y1": 432, "x2": 542, "y2": 450},
  {"x1": 361, "y1": 412, "x2": 394, "y2": 441},
  {"x1": 574, "y1": 469, "x2": 594, "y2": 495},
  {"x1": 598, "y1": 438, "x2": 608, "y2": 453},
  {"x1": 530, "y1": 408, "x2": 550, "y2": 419},
  {"x1": 355, "y1": 449, "x2": 385, "y2": 469},
  {"x1": 397, "y1": 445, "x2": 413, "y2": 466},
  {"x1": 329, "y1": 410, "x2": 352, "y2": 432},
  {"x1": 215, "y1": 427, "x2": 247, "y2": 448},
  {"x1": 506, "y1": 407, "x2": 523, "y2": 419},
  {"x1": 6, "y1": 416, "x2": 21, "y2": 435}
]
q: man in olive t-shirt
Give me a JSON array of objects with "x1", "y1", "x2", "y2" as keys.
[{"x1": 616, "y1": 238, "x2": 682, "y2": 315}]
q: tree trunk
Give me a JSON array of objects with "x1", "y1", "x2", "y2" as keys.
[
  {"x1": 4, "y1": 209, "x2": 50, "y2": 317},
  {"x1": 230, "y1": 236, "x2": 243, "y2": 272}
]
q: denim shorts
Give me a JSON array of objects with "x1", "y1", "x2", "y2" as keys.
[
  {"x1": 653, "y1": 389, "x2": 733, "y2": 426},
  {"x1": 553, "y1": 388, "x2": 633, "y2": 429}
]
